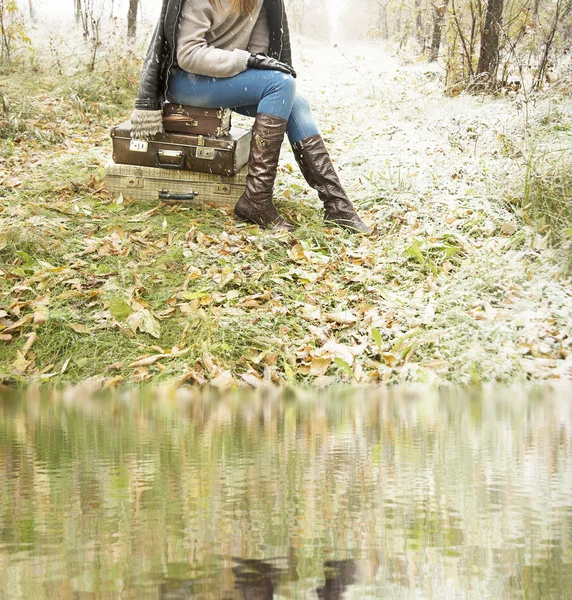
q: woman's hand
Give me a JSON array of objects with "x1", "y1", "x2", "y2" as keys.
[{"x1": 248, "y1": 53, "x2": 297, "y2": 78}]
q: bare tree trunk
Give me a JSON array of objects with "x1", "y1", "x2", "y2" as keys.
[
  {"x1": 429, "y1": 0, "x2": 449, "y2": 61},
  {"x1": 74, "y1": 0, "x2": 82, "y2": 24},
  {"x1": 127, "y1": 0, "x2": 138, "y2": 39},
  {"x1": 533, "y1": 0, "x2": 572, "y2": 89},
  {"x1": 0, "y1": 0, "x2": 11, "y2": 63},
  {"x1": 28, "y1": 0, "x2": 35, "y2": 21},
  {"x1": 477, "y1": 0, "x2": 504, "y2": 87},
  {"x1": 415, "y1": 0, "x2": 425, "y2": 47},
  {"x1": 377, "y1": 0, "x2": 389, "y2": 39}
]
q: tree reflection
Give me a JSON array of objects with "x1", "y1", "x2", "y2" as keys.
[{"x1": 0, "y1": 387, "x2": 570, "y2": 599}]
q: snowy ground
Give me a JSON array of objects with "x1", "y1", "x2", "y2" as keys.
[{"x1": 267, "y1": 38, "x2": 572, "y2": 383}]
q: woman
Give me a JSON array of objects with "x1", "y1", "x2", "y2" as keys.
[{"x1": 131, "y1": 0, "x2": 373, "y2": 234}]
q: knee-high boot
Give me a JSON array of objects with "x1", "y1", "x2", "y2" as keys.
[
  {"x1": 234, "y1": 113, "x2": 295, "y2": 232},
  {"x1": 292, "y1": 134, "x2": 374, "y2": 234}
]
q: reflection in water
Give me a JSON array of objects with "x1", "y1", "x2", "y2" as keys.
[
  {"x1": 0, "y1": 386, "x2": 571, "y2": 599},
  {"x1": 232, "y1": 558, "x2": 283, "y2": 599},
  {"x1": 316, "y1": 561, "x2": 357, "y2": 599}
]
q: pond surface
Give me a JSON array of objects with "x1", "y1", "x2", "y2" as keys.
[{"x1": 0, "y1": 387, "x2": 571, "y2": 599}]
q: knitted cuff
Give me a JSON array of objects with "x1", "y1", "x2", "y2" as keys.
[
  {"x1": 131, "y1": 109, "x2": 164, "y2": 140},
  {"x1": 235, "y1": 49, "x2": 251, "y2": 73}
]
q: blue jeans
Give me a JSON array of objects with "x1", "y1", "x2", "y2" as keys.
[{"x1": 166, "y1": 67, "x2": 319, "y2": 145}]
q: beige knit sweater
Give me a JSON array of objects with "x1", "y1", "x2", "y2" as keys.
[{"x1": 177, "y1": 0, "x2": 270, "y2": 78}]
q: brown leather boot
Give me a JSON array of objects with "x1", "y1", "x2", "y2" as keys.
[
  {"x1": 234, "y1": 113, "x2": 295, "y2": 232},
  {"x1": 292, "y1": 134, "x2": 374, "y2": 234}
]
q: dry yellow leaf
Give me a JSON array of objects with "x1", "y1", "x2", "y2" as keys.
[
  {"x1": 128, "y1": 354, "x2": 168, "y2": 368},
  {"x1": 309, "y1": 357, "x2": 332, "y2": 377},
  {"x1": 382, "y1": 353, "x2": 399, "y2": 367},
  {"x1": 22, "y1": 333, "x2": 37, "y2": 355},
  {"x1": 33, "y1": 311, "x2": 48, "y2": 325},
  {"x1": 13, "y1": 351, "x2": 31, "y2": 373},
  {"x1": 3, "y1": 314, "x2": 34, "y2": 333},
  {"x1": 210, "y1": 370, "x2": 236, "y2": 389},
  {"x1": 324, "y1": 310, "x2": 358, "y2": 325},
  {"x1": 68, "y1": 323, "x2": 93, "y2": 334},
  {"x1": 240, "y1": 372, "x2": 262, "y2": 388}
]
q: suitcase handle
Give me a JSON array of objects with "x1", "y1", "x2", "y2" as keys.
[
  {"x1": 159, "y1": 191, "x2": 198, "y2": 203},
  {"x1": 155, "y1": 150, "x2": 186, "y2": 170}
]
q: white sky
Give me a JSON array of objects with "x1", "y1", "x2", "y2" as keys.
[
  {"x1": 28, "y1": 0, "x2": 161, "y2": 22},
  {"x1": 29, "y1": 0, "x2": 345, "y2": 29}
]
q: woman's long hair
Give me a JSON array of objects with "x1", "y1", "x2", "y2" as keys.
[{"x1": 209, "y1": 0, "x2": 257, "y2": 16}]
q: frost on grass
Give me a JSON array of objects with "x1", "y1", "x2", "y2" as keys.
[{"x1": 0, "y1": 40, "x2": 571, "y2": 387}]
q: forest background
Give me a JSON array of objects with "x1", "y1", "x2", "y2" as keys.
[{"x1": 0, "y1": 0, "x2": 571, "y2": 388}]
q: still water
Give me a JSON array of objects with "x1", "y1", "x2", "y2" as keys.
[{"x1": 0, "y1": 387, "x2": 571, "y2": 599}]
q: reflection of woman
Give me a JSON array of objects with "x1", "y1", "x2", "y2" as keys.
[{"x1": 132, "y1": 0, "x2": 373, "y2": 234}]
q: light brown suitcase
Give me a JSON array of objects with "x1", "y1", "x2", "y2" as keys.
[
  {"x1": 163, "y1": 104, "x2": 232, "y2": 137},
  {"x1": 104, "y1": 161, "x2": 247, "y2": 207},
  {"x1": 110, "y1": 121, "x2": 251, "y2": 177}
]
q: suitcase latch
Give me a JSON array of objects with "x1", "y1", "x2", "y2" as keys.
[
  {"x1": 214, "y1": 183, "x2": 231, "y2": 195},
  {"x1": 130, "y1": 139, "x2": 149, "y2": 153},
  {"x1": 197, "y1": 135, "x2": 205, "y2": 146},
  {"x1": 126, "y1": 177, "x2": 143, "y2": 188},
  {"x1": 196, "y1": 147, "x2": 215, "y2": 160}
]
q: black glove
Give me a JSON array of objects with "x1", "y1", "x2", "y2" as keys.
[{"x1": 247, "y1": 53, "x2": 297, "y2": 78}]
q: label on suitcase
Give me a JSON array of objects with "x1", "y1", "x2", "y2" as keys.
[
  {"x1": 163, "y1": 104, "x2": 232, "y2": 137},
  {"x1": 110, "y1": 121, "x2": 251, "y2": 177},
  {"x1": 105, "y1": 161, "x2": 247, "y2": 207}
]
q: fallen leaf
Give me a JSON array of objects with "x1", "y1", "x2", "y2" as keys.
[
  {"x1": 382, "y1": 353, "x2": 399, "y2": 367},
  {"x1": 324, "y1": 310, "x2": 358, "y2": 325},
  {"x1": 13, "y1": 351, "x2": 31, "y2": 373},
  {"x1": 34, "y1": 310, "x2": 48, "y2": 325},
  {"x1": 319, "y1": 340, "x2": 366, "y2": 364},
  {"x1": 241, "y1": 372, "x2": 262, "y2": 387},
  {"x1": 177, "y1": 369, "x2": 207, "y2": 386},
  {"x1": 334, "y1": 357, "x2": 354, "y2": 378},
  {"x1": 102, "y1": 376, "x2": 124, "y2": 389},
  {"x1": 3, "y1": 314, "x2": 34, "y2": 333},
  {"x1": 126, "y1": 309, "x2": 161, "y2": 339},
  {"x1": 210, "y1": 370, "x2": 236, "y2": 388},
  {"x1": 501, "y1": 222, "x2": 518, "y2": 236},
  {"x1": 372, "y1": 328, "x2": 383, "y2": 352},
  {"x1": 288, "y1": 243, "x2": 308, "y2": 262},
  {"x1": 60, "y1": 358, "x2": 71, "y2": 375},
  {"x1": 128, "y1": 354, "x2": 168, "y2": 368},
  {"x1": 68, "y1": 323, "x2": 93, "y2": 334},
  {"x1": 132, "y1": 367, "x2": 151, "y2": 380},
  {"x1": 310, "y1": 356, "x2": 332, "y2": 377},
  {"x1": 22, "y1": 333, "x2": 37, "y2": 355},
  {"x1": 302, "y1": 304, "x2": 321, "y2": 321}
]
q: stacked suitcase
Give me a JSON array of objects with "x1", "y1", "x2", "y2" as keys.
[{"x1": 105, "y1": 105, "x2": 251, "y2": 207}]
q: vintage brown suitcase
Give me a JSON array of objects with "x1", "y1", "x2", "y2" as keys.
[
  {"x1": 163, "y1": 104, "x2": 232, "y2": 137},
  {"x1": 105, "y1": 161, "x2": 247, "y2": 207},
  {"x1": 110, "y1": 121, "x2": 251, "y2": 177}
]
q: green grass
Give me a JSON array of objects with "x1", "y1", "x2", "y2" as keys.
[
  {"x1": 1, "y1": 48, "x2": 571, "y2": 388},
  {"x1": 519, "y1": 147, "x2": 572, "y2": 268}
]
